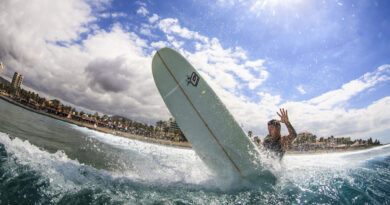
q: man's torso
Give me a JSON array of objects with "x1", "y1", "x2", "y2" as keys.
[{"x1": 263, "y1": 135, "x2": 285, "y2": 159}]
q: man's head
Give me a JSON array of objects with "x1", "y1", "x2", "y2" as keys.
[{"x1": 268, "y1": 119, "x2": 281, "y2": 139}]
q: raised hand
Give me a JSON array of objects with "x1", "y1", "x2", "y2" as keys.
[{"x1": 277, "y1": 108, "x2": 289, "y2": 124}]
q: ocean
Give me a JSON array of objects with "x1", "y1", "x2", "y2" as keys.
[{"x1": 0, "y1": 98, "x2": 389, "y2": 204}]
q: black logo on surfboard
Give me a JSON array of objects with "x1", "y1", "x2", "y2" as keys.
[{"x1": 187, "y1": 72, "x2": 200, "y2": 87}]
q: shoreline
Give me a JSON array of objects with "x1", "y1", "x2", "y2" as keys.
[
  {"x1": 285, "y1": 144, "x2": 385, "y2": 155},
  {"x1": 1, "y1": 94, "x2": 385, "y2": 154},
  {"x1": 0, "y1": 95, "x2": 192, "y2": 148}
]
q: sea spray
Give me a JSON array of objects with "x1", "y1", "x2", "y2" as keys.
[
  {"x1": 1, "y1": 99, "x2": 390, "y2": 204},
  {"x1": 1, "y1": 131, "x2": 390, "y2": 204}
]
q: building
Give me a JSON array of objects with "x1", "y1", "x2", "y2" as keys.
[
  {"x1": 168, "y1": 117, "x2": 181, "y2": 133},
  {"x1": 294, "y1": 131, "x2": 316, "y2": 144},
  {"x1": 0, "y1": 76, "x2": 10, "y2": 86},
  {"x1": 49, "y1": 99, "x2": 61, "y2": 108},
  {"x1": 0, "y1": 61, "x2": 3, "y2": 76},
  {"x1": 11, "y1": 72, "x2": 23, "y2": 88}
]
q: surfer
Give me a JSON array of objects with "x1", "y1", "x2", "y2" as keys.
[{"x1": 262, "y1": 108, "x2": 297, "y2": 159}]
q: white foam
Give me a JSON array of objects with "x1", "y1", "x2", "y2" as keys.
[
  {"x1": 0, "y1": 132, "x2": 93, "y2": 201},
  {"x1": 69, "y1": 125, "x2": 390, "y2": 186},
  {"x1": 1, "y1": 127, "x2": 389, "y2": 194},
  {"x1": 70, "y1": 125, "x2": 215, "y2": 184},
  {"x1": 0, "y1": 127, "x2": 218, "y2": 189},
  {"x1": 278, "y1": 144, "x2": 390, "y2": 190}
]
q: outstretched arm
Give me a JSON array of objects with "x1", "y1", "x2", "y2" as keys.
[{"x1": 277, "y1": 108, "x2": 297, "y2": 149}]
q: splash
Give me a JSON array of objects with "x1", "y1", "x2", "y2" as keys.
[{"x1": 1, "y1": 129, "x2": 389, "y2": 204}]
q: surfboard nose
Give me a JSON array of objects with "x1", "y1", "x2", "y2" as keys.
[{"x1": 152, "y1": 48, "x2": 172, "y2": 74}]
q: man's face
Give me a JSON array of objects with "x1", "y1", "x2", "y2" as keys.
[{"x1": 268, "y1": 124, "x2": 281, "y2": 138}]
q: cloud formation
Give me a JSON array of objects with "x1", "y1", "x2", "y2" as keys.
[
  {"x1": 0, "y1": 0, "x2": 389, "y2": 141},
  {"x1": 0, "y1": 0, "x2": 167, "y2": 123},
  {"x1": 85, "y1": 57, "x2": 130, "y2": 93},
  {"x1": 297, "y1": 85, "x2": 306, "y2": 94},
  {"x1": 137, "y1": 7, "x2": 149, "y2": 16},
  {"x1": 281, "y1": 65, "x2": 390, "y2": 137}
]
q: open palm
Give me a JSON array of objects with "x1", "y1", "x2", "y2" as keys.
[{"x1": 277, "y1": 108, "x2": 289, "y2": 124}]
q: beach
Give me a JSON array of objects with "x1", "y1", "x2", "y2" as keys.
[
  {"x1": 0, "y1": 94, "x2": 191, "y2": 148},
  {"x1": 2, "y1": 94, "x2": 383, "y2": 154}
]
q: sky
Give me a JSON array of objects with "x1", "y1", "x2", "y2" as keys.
[{"x1": 0, "y1": 0, "x2": 390, "y2": 143}]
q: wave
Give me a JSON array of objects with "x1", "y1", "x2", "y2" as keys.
[
  {"x1": 0, "y1": 130, "x2": 225, "y2": 189},
  {"x1": 1, "y1": 129, "x2": 389, "y2": 204},
  {"x1": 69, "y1": 125, "x2": 216, "y2": 184},
  {"x1": 0, "y1": 131, "x2": 228, "y2": 203}
]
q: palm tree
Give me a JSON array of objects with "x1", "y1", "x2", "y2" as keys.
[
  {"x1": 248, "y1": 130, "x2": 253, "y2": 138},
  {"x1": 155, "y1": 120, "x2": 161, "y2": 130},
  {"x1": 163, "y1": 127, "x2": 169, "y2": 136}
]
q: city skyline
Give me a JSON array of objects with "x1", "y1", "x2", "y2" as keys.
[{"x1": 0, "y1": 0, "x2": 389, "y2": 143}]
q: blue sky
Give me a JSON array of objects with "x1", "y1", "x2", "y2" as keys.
[
  {"x1": 96, "y1": 0, "x2": 390, "y2": 105},
  {"x1": 0, "y1": 0, "x2": 389, "y2": 143}
]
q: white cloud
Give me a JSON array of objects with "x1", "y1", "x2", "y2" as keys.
[
  {"x1": 250, "y1": 0, "x2": 265, "y2": 12},
  {"x1": 183, "y1": 38, "x2": 269, "y2": 91},
  {"x1": 0, "y1": 0, "x2": 94, "y2": 44},
  {"x1": 158, "y1": 18, "x2": 208, "y2": 42},
  {"x1": 151, "y1": 41, "x2": 168, "y2": 49},
  {"x1": 297, "y1": 85, "x2": 306, "y2": 94},
  {"x1": 245, "y1": 59, "x2": 265, "y2": 70},
  {"x1": 258, "y1": 92, "x2": 281, "y2": 105},
  {"x1": 140, "y1": 27, "x2": 152, "y2": 36},
  {"x1": 0, "y1": 0, "x2": 168, "y2": 123},
  {"x1": 308, "y1": 66, "x2": 390, "y2": 109},
  {"x1": 112, "y1": 12, "x2": 127, "y2": 18},
  {"x1": 160, "y1": 18, "x2": 390, "y2": 139},
  {"x1": 99, "y1": 12, "x2": 127, "y2": 19},
  {"x1": 282, "y1": 65, "x2": 390, "y2": 138},
  {"x1": 1, "y1": 0, "x2": 389, "y2": 142},
  {"x1": 139, "y1": 24, "x2": 156, "y2": 37},
  {"x1": 136, "y1": 6, "x2": 149, "y2": 16},
  {"x1": 135, "y1": 1, "x2": 147, "y2": 7},
  {"x1": 378, "y1": 64, "x2": 390, "y2": 71},
  {"x1": 149, "y1": 14, "x2": 159, "y2": 23},
  {"x1": 99, "y1": 13, "x2": 110, "y2": 18}
]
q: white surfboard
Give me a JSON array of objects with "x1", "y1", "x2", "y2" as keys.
[{"x1": 152, "y1": 48, "x2": 264, "y2": 183}]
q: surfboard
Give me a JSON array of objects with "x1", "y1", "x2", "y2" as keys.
[{"x1": 152, "y1": 47, "x2": 263, "y2": 182}]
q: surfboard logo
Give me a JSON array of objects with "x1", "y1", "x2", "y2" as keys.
[{"x1": 187, "y1": 72, "x2": 200, "y2": 87}]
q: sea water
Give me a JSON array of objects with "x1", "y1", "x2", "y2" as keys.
[{"x1": 0, "y1": 99, "x2": 389, "y2": 204}]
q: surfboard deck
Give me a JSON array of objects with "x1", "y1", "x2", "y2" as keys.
[{"x1": 152, "y1": 47, "x2": 263, "y2": 182}]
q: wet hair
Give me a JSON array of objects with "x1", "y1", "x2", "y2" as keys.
[{"x1": 267, "y1": 119, "x2": 280, "y2": 127}]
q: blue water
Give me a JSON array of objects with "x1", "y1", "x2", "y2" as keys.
[{"x1": 1, "y1": 99, "x2": 390, "y2": 204}]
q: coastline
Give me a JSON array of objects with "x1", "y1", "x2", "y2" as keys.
[
  {"x1": 285, "y1": 144, "x2": 384, "y2": 155},
  {"x1": 1, "y1": 94, "x2": 384, "y2": 154},
  {"x1": 0, "y1": 95, "x2": 192, "y2": 148}
]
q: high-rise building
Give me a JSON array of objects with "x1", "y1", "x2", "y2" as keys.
[
  {"x1": 11, "y1": 72, "x2": 23, "y2": 88},
  {"x1": 0, "y1": 61, "x2": 3, "y2": 76},
  {"x1": 168, "y1": 117, "x2": 181, "y2": 133}
]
